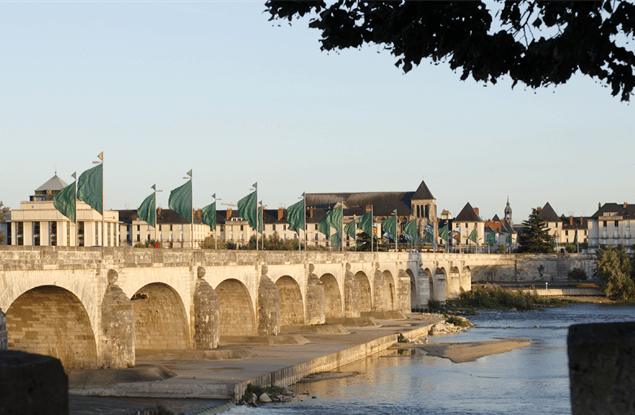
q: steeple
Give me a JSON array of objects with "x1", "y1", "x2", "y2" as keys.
[{"x1": 504, "y1": 197, "x2": 512, "y2": 225}]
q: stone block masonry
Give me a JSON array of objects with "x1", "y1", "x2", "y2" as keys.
[{"x1": 0, "y1": 308, "x2": 7, "y2": 350}]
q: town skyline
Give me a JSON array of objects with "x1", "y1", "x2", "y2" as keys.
[{"x1": 1, "y1": 2, "x2": 633, "y2": 223}]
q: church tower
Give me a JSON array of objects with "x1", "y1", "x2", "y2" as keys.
[{"x1": 504, "y1": 197, "x2": 513, "y2": 225}]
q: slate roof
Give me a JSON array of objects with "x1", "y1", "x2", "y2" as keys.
[
  {"x1": 35, "y1": 175, "x2": 68, "y2": 192},
  {"x1": 117, "y1": 209, "x2": 203, "y2": 225},
  {"x1": 560, "y1": 215, "x2": 589, "y2": 230},
  {"x1": 454, "y1": 202, "x2": 483, "y2": 222},
  {"x1": 305, "y1": 180, "x2": 434, "y2": 217},
  {"x1": 591, "y1": 203, "x2": 635, "y2": 219},
  {"x1": 539, "y1": 202, "x2": 560, "y2": 222}
]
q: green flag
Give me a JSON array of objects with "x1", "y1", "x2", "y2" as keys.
[
  {"x1": 138, "y1": 191, "x2": 156, "y2": 227},
  {"x1": 438, "y1": 224, "x2": 449, "y2": 241},
  {"x1": 573, "y1": 232, "x2": 578, "y2": 245},
  {"x1": 326, "y1": 205, "x2": 343, "y2": 232},
  {"x1": 359, "y1": 211, "x2": 372, "y2": 236},
  {"x1": 404, "y1": 219, "x2": 416, "y2": 243},
  {"x1": 344, "y1": 218, "x2": 356, "y2": 239},
  {"x1": 287, "y1": 199, "x2": 305, "y2": 234},
  {"x1": 331, "y1": 233, "x2": 340, "y2": 248},
  {"x1": 258, "y1": 206, "x2": 264, "y2": 233},
  {"x1": 53, "y1": 182, "x2": 76, "y2": 223},
  {"x1": 507, "y1": 233, "x2": 513, "y2": 244},
  {"x1": 318, "y1": 217, "x2": 330, "y2": 237},
  {"x1": 468, "y1": 228, "x2": 477, "y2": 243},
  {"x1": 237, "y1": 191, "x2": 257, "y2": 230},
  {"x1": 201, "y1": 201, "x2": 216, "y2": 230},
  {"x1": 77, "y1": 163, "x2": 103, "y2": 213},
  {"x1": 169, "y1": 179, "x2": 192, "y2": 222},
  {"x1": 382, "y1": 210, "x2": 397, "y2": 241},
  {"x1": 486, "y1": 232, "x2": 496, "y2": 245}
]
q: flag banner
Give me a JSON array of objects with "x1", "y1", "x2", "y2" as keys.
[
  {"x1": 53, "y1": 182, "x2": 76, "y2": 222},
  {"x1": 506, "y1": 233, "x2": 513, "y2": 244},
  {"x1": 237, "y1": 190, "x2": 257, "y2": 230},
  {"x1": 201, "y1": 202, "x2": 216, "y2": 230},
  {"x1": 451, "y1": 225, "x2": 461, "y2": 241},
  {"x1": 318, "y1": 217, "x2": 330, "y2": 237},
  {"x1": 331, "y1": 233, "x2": 340, "y2": 248},
  {"x1": 287, "y1": 199, "x2": 305, "y2": 234},
  {"x1": 382, "y1": 211, "x2": 397, "y2": 241},
  {"x1": 138, "y1": 192, "x2": 156, "y2": 227},
  {"x1": 77, "y1": 163, "x2": 103, "y2": 213},
  {"x1": 169, "y1": 179, "x2": 193, "y2": 222},
  {"x1": 326, "y1": 205, "x2": 343, "y2": 232},
  {"x1": 438, "y1": 224, "x2": 449, "y2": 241},
  {"x1": 404, "y1": 219, "x2": 416, "y2": 242},
  {"x1": 381, "y1": 232, "x2": 390, "y2": 244},
  {"x1": 486, "y1": 232, "x2": 496, "y2": 245},
  {"x1": 359, "y1": 211, "x2": 372, "y2": 236},
  {"x1": 258, "y1": 206, "x2": 264, "y2": 233},
  {"x1": 468, "y1": 228, "x2": 477, "y2": 243},
  {"x1": 573, "y1": 232, "x2": 578, "y2": 245},
  {"x1": 344, "y1": 219, "x2": 356, "y2": 239},
  {"x1": 424, "y1": 224, "x2": 434, "y2": 239}
]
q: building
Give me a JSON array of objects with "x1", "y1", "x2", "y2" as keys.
[
  {"x1": 4, "y1": 175, "x2": 119, "y2": 246},
  {"x1": 559, "y1": 215, "x2": 588, "y2": 246},
  {"x1": 118, "y1": 209, "x2": 213, "y2": 248},
  {"x1": 451, "y1": 202, "x2": 484, "y2": 249},
  {"x1": 587, "y1": 202, "x2": 635, "y2": 252}
]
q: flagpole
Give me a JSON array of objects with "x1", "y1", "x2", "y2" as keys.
[
  {"x1": 255, "y1": 183, "x2": 258, "y2": 252},
  {"x1": 354, "y1": 215, "x2": 357, "y2": 252},
  {"x1": 191, "y1": 170, "x2": 194, "y2": 249},
  {"x1": 303, "y1": 192, "x2": 306, "y2": 251},
  {"x1": 74, "y1": 172, "x2": 77, "y2": 247},
  {"x1": 153, "y1": 186, "x2": 157, "y2": 244},
  {"x1": 371, "y1": 205, "x2": 374, "y2": 253},
  {"x1": 394, "y1": 210, "x2": 397, "y2": 252},
  {"x1": 340, "y1": 198, "x2": 343, "y2": 252}
]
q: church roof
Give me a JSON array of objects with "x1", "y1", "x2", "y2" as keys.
[
  {"x1": 411, "y1": 180, "x2": 435, "y2": 200},
  {"x1": 492, "y1": 214, "x2": 501, "y2": 222},
  {"x1": 35, "y1": 175, "x2": 68, "y2": 192},
  {"x1": 454, "y1": 202, "x2": 483, "y2": 222},
  {"x1": 539, "y1": 202, "x2": 560, "y2": 222}
]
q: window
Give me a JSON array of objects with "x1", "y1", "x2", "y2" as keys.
[
  {"x1": 159, "y1": 225, "x2": 162, "y2": 231},
  {"x1": 615, "y1": 220, "x2": 619, "y2": 227},
  {"x1": 33, "y1": 222, "x2": 40, "y2": 246},
  {"x1": 565, "y1": 230, "x2": 568, "y2": 236},
  {"x1": 603, "y1": 221, "x2": 607, "y2": 227},
  {"x1": 283, "y1": 225, "x2": 287, "y2": 231},
  {"x1": 315, "y1": 234, "x2": 318, "y2": 240},
  {"x1": 137, "y1": 225, "x2": 140, "y2": 231},
  {"x1": 315, "y1": 225, "x2": 318, "y2": 230},
  {"x1": 240, "y1": 225, "x2": 244, "y2": 231},
  {"x1": 137, "y1": 234, "x2": 140, "y2": 242},
  {"x1": 50, "y1": 222, "x2": 57, "y2": 246},
  {"x1": 273, "y1": 225, "x2": 276, "y2": 231},
  {"x1": 170, "y1": 224, "x2": 173, "y2": 231}
]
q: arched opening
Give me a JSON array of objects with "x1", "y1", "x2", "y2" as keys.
[
  {"x1": 406, "y1": 269, "x2": 416, "y2": 307},
  {"x1": 355, "y1": 271, "x2": 372, "y2": 312},
  {"x1": 132, "y1": 283, "x2": 189, "y2": 350},
  {"x1": 6, "y1": 286, "x2": 98, "y2": 368},
  {"x1": 320, "y1": 274, "x2": 342, "y2": 318},
  {"x1": 275, "y1": 276, "x2": 304, "y2": 326},
  {"x1": 216, "y1": 279, "x2": 255, "y2": 336},
  {"x1": 383, "y1": 270, "x2": 396, "y2": 310}
]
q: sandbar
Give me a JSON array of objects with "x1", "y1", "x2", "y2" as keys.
[{"x1": 419, "y1": 339, "x2": 531, "y2": 363}]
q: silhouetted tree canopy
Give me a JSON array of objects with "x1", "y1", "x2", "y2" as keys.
[{"x1": 266, "y1": 1, "x2": 635, "y2": 101}]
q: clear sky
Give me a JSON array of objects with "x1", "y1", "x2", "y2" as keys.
[{"x1": 1, "y1": 1, "x2": 633, "y2": 223}]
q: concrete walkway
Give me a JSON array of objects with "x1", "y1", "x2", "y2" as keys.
[{"x1": 69, "y1": 314, "x2": 443, "y2": 403}]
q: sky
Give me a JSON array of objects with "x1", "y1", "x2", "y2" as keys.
[{"x1": 1, "y1": 1, "x2": 633, "y2": 223}]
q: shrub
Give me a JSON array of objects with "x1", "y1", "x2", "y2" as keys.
[
  {"x1": 428, "y1": 299, "x2": 443, "y2": 313},
  {"x1": 568, "y1": 267, "x2": 588, "y2": 281}
]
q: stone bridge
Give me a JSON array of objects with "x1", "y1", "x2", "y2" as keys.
[{"x1": 0, "y1": 247, "x2": 543, "y2": 369}]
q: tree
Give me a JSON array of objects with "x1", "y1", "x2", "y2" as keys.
[
  {"x1": 516, "y1": 208, "x2": 553, "y2": 253},
  {"x1": 0, "y1": 201, "x2": 9, "y2": 245},
  {"x1": 266, "y1": 1, "x2": 635, "y2": 101},
  {"x1": 595, "y1": 245, "x2": 635, "y2": 300}
]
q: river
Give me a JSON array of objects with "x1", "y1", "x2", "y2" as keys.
[{"x1": 228, "y1": 303, "x2": 635, "y2": 415}]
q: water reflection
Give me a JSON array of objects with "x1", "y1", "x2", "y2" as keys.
[{"x1": 229, "y1": 304, "x2": 635, "y2": 415}]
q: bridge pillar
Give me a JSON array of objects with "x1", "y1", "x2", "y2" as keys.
[
  {"x1": 100, "y1": 270, "x2": 135, "y2": 368},
  {"x1": 193, "y1": 267, "x2": 220, "y2": 349},
  {"x1": 397, "y1": 270, "x2": 411, "y2": 314},
  {"x1": 415, "y1": 268, "x2": 431, "y2": 308},
  {"x1": 0, "y1": 308, "x2": 6, "y2": 350},
  {"x1": 432, "y1": 270, "x2": 447, "y2": 305},
  {"x1": 344, "y1": 264, "x2": 360, "y2": 318},
  {"x1": 257, "y1": 265, "x2": 281, "y2": 336},
  {"x1": 305, "y1": 265, "x2": 325, "y2": 325}
]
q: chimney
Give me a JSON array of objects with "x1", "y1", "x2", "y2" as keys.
[
  {"x1": 474, "y1": 207, "x2": 479, "y2": 216},
  {"x1": 624, "y1": 202, "x2": 628, "y2": 208},
  {"x1": 310, "y1": 207, "x2": 314, "y2": 218},
  {"x1": 227, "y1": 208, "x2": 232, "y2": 219},
  {"x1": 599, "y1": 202, "x2": 601, "y2": 209},
  {"x1": 157, "y1": 207, "x2": 162, "y2": 216},
  {"x1": 580, "y1": 216, "x2": 583, "y2": 225},
  {"x1": 366, "y1": 204, "x2": 371, "y2": 213},
  {"x1": 569, "y1": 216, "x2": 573, "y2": 225},
  {"x1": 196, "y1": 209, "x2": 202, "y2": 219},
  {"x1": 278, "y1": 207, "x2": 284, "y2": 220},
  {"x1": 537, "y1": 207, "x2": 542, "y2": 212}
]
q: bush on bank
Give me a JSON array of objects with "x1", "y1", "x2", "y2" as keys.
[{"x1": 452, "y1": 284, "x2": 570, "y2": 311}]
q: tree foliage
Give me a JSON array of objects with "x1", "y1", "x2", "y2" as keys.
[
  {"x1": 266, "y1": 1, "x2": 635, "y2": 101},
  {"x1": 0, "y1": 201, "x2": 9, "y2": 245},
  {"x1": 596, "y1": 245, "x2": 635, "y2": 301},
  {"x1": 517, "y1": 208, "x2": 553, "y2": 253}
]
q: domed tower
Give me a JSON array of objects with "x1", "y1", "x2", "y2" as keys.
[{"x1": 504, "y1": 197, "x2": 513, "y2": 225}]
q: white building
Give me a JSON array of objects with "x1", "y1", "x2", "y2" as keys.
[{"x1": 587, "y1": 202, "x2": 634, "y2": 252}]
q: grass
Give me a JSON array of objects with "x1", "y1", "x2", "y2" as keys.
[
  {"x1": 445, "y1": 315, "x2": 469, "y2": 327},
  {"x1": 448, "y1": 284, "x2": 574, "y2": 311}
]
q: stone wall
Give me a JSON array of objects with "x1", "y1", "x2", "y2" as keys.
[
  {"x1": 100, "y1": 272, "x2": 135, "y2": 367},
  {"x1": 0, "y1": 308, "x2": 6, "y2": 350},
  {"x1": 472, "y1": 254, "x2": 595, "y2": 282}
]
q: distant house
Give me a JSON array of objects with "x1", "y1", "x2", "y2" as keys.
[{"x1": 587, "y1": 202, "x2": 635, "y2": 252}]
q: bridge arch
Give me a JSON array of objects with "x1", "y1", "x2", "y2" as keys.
[
  {"x1": 320, "y1": 273, "x2": 342, "y2": 318},
  {"x1": 275, "y1": 275, "x2": 304, "y2": 326},
  {"x1": 216, "y1": 279, "x2": 256, "y2": 336},
  {"x1": 6, "y1": 285, "x2": 98, "y2": 368},
  {"x1": 355, "y1": 271, "x2": 372, "y2": 312},
  {"x1": 132, "y1": 283, "x2": 190, "y2": 350},
  {"x1": 406, "y1": 269, "x2": 416, "y2": 309}
]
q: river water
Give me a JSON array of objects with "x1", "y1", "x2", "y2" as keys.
[{"x1": 229, "y1": 304, "x2": 635, "y2": 415}]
